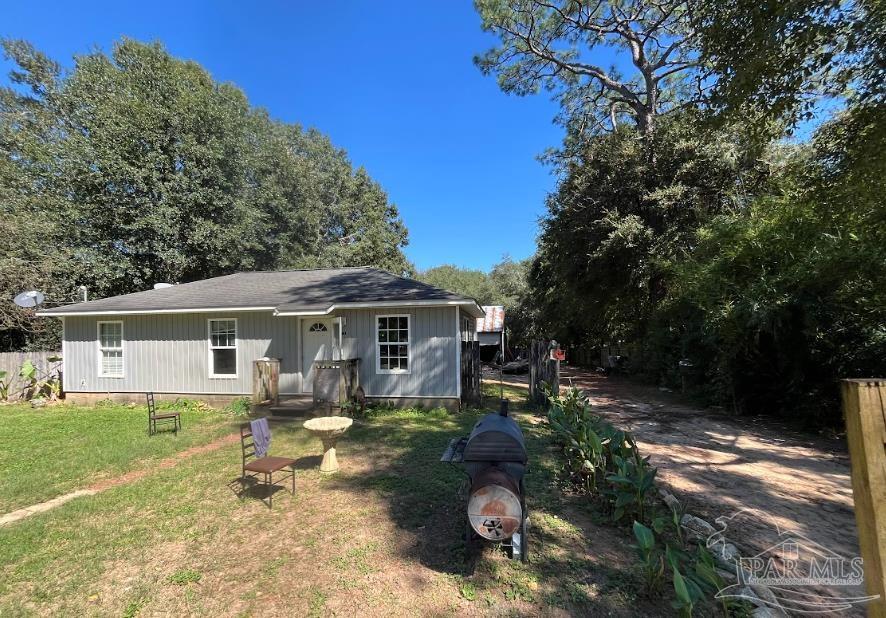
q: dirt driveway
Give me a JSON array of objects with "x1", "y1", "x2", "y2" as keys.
[{"x1": 493, "y1": 365, "x2": 863, "y2": 606}]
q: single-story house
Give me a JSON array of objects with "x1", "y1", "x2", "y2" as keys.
[{"x1": 38, "y1": 267, "x2": 485, "y2": 410}]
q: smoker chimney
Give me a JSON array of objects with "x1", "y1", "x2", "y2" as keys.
[{"x1": 499, "y1": 399, "x2": 509, "y2": 417}]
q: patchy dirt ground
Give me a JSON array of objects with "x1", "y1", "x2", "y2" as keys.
[{"x1": 495, "y1": 365, "x2": 864, "y2": 610}]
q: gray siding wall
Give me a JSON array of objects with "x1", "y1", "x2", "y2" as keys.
[
  {"x1": 64, "y1": 312, "x2": 302, "y2": 395},
  {"x1": 338, "y1": 306, "x2": 459, "y2": 398},
  {"x1": 63, "y1": 305, "x2": 460, "y2": 398}
]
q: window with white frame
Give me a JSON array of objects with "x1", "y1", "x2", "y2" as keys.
[
  {"x1": 98, "y1": 321, "x2": 124, "y2": 377},
  {"x1": 209, "y1": 318, "x2": 237, "y2": 377},
  {"x1": 377, "y1": 315, "x2": 410, "y2": 372}
]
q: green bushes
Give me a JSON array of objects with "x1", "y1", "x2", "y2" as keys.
[
  {"x1": 0, "y1": 357, "x2": 63, "y2": 403},
  {"x1": 545, "y1": 385, "x2": 656, "y2": 522},
  {"x1": 547, "y1": 387, "x2": 739, "y2": 615},
  {"x1": 226, "y1": 397, "x2": 252, "y2": 417}
]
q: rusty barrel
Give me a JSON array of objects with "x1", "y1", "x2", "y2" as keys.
[{"x1": 467, "y1": 466, "x2": 522, "y2": 540}]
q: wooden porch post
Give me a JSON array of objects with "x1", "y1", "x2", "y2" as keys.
[
  {"x1": 252, "y1": 358, "x2": 280, "y2": 405},
  {"x1": 842, "y1": 378, "x2": 886, "y2": 617}
]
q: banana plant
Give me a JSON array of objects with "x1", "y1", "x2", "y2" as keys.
[
  {"x1": 0, "y1": 371, "x2": 9, "y2": 401},
  {"x1": 667, "y1": 544, "x2": 706, "y2": 617},
  {"x1": 606, "y1": 452, "x2": 657, "y2": 521},
  {"x1": 631, "y1": 521, "x2": 664, "y2": 592},
  {"x1": 19, "y1": 360, "x2": 38, "y2": 399}
]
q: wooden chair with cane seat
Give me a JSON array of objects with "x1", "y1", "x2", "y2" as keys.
[
  {"x1": 147, "y1": 392, "x2": 181, "y2": 436},
  {"x1": 240, "y1": 422, "x2": 296, "y2": 508}
]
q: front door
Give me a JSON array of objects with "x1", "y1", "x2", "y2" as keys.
[{"x1": 302, "y1": 319, "x2": 332, "y2": 393}]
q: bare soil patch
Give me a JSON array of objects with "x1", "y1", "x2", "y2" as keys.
[
  {"x1": 496, "y1": 365, "x2": 863, "y2": 608},
  {"x1": 87, "y1": 432, "x2": 240, "y2": 492}
]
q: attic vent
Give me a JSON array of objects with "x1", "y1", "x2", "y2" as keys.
[{"x1": 309, "y1": 323, "x2": 328, "y2": 332}]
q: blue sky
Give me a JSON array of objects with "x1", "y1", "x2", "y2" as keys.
[{"x1": 2, "y1": 1, "x2": 569, "y2": 272}]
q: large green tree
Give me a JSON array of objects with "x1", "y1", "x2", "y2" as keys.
[
  {"x1": 418, "y1": 264, "x2": 498, "y2": 304},
  {"x1": 418, "y1": 257, "x2": 533, "y2": 345},
  {"x1": 0, "y1": 38, "x2": 411, "y2": 350},
  {"x1": 665, "y1": 114, "x2": 886, "y2": 420},
  {"x1": 529, "y1": 114, "x2": 775, "y2": 344},
  {"x1": 475, "y1": 0, "x2": 702, "y2": 142},
  {"x1": 694, "y1": 0, "x2": 882, "y2": 127}
]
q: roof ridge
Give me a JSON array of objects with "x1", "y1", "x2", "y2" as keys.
[
  {"x1": 234, "y1": 266, "x2": 374, "y2": 275},
  {"x1": 37, "y1": 266, "x2": 486, "y2": 317},
  {"x1": 374, "y1": 267, "x2": 482, "y2": 304}
]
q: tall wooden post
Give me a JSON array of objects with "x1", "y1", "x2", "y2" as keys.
[
  {"x1": 252, "y1": 358, "x2": 280, "y2": 406},
  {"x1": 842, "y1": 379, "x2": 886, "y2": 617},
  {"x1": 529, "y1": 340, "x2": 561, "y2": 405}
]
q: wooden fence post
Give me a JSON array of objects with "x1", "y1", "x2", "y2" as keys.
[
  {"x1": 549, "y1": 348, "x2": 560, "y2": 398},
  {"x1": 529, "y1": 340, "x2": 561, "y2": 406},
  {"x1": 842, "y1": 379, "x2": 886, "y2": 617},
  {"x1": 529, "y1": 340, "x2": 544, "y2": 405},
  {"x1": 252, "y1": 358, "x2": 280, "y2": 405},
  {"x1": 459, "y1": 341, "x2": 482, "y2": 406}
]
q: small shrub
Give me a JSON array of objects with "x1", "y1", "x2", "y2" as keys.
[
  {"x1": 631, "y1": 521, "x2": 665, "y2": 593},
  {"x1": 17, "y1": 357, "x2": 63, "y2": 401},
  {"x1": 226, "y1": 397, "x2": 251, "y2": 417},
  {"x1": 160, "y1": 398, "x2": 213, "y2": 413},
  {"x1": 340, "y1": 398, "x2": 365, "y2": 418},
  {"x1": 0, "y1": 370, "x2": 10, "y2": 401},
  {"x1": 459, "y1": 582, "x2": 477, "y2": 601}
]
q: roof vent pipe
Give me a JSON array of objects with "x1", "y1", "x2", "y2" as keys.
[{"x1": 499, "y1": 399, "x2": 509, "y2": 417}]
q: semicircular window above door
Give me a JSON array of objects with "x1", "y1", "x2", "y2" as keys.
[{"x1": 309, "y1": 322, "x2": 328, "y2": 332}]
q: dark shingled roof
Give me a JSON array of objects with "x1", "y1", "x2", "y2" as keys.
[{"x1": 38, "y1": 267, "x2": 484, "y2": 317}]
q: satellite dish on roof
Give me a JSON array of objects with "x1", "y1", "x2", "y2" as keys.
[
  {"x1": 14, "y1": 290, "x2": 45, "y2": 308},
  {"x1": 153, "y1": 283, "x2": 174, "y2": 289}
]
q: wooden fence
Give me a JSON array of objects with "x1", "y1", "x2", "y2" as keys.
[
  {"x1": 0, "y1": 351, "x2": 63, "y2": 400},
  {"x1": 461, "y1": 341, "x2": 481, "y2": 405},
  {"x1": 842, "y1": 379, "x2": 886, "y2": 616}
]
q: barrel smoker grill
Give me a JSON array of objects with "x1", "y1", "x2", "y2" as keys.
[{"x1": 441, "y1": 400, "x2": 528, "y2": 562}]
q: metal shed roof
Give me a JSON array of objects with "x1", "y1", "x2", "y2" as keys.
[
  {"x1": 37, "y1": 267, "x2": 485, "y2": 318},
  {"x1": 476, "y1": 305, "x2": 505, "y2": 333}
]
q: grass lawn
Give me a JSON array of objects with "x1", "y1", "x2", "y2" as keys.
[
  {"x1": 0, "y1": 386, "x2": 669, "y2": 616},
  {"x1": 0, "y1": 401, "x2": 239, "y2": 512}
]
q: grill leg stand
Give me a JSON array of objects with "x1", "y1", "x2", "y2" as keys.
[{"x1": 465, "y1": 518, "x2": 474, "y2": 557}]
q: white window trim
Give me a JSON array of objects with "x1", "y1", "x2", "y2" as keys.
[
  {"x1": 97, "y1": 320, "x2": 124, "y2": 378},
  {"x1": 376, "y1": 313, "x2": 411, "y2": 375},
  {"x1": 208, "y1": 317, "x2": 238, "y2": 379}
]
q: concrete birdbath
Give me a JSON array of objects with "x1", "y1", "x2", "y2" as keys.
[{"x1": 303, "y1": 416, "x2": 353, "y2": 473}]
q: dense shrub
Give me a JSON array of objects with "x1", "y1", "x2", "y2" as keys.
[{"x1": 545, "y1": 386, "x2": 657, "y2": 522}]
